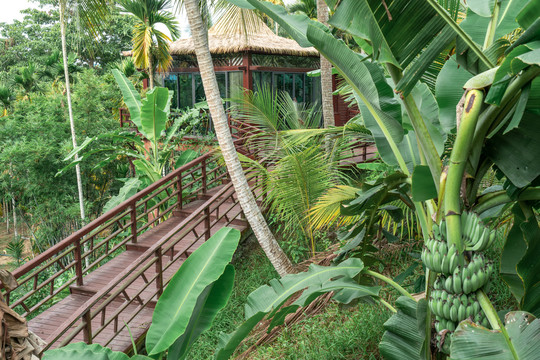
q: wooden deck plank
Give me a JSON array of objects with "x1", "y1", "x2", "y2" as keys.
[{"x1": 29, "y1": 294, "x2": 154, "y2": 352}]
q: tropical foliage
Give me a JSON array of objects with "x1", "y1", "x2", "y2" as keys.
[
  {"x1": 230, "y1": 85, "x2": 366, "y2": 255},
  {"x1": 59, "y1": 70, "x2": 200, "y2": 209},
  {"x1": 118, "y1": 0, "x2": 180, "y2": 88},
  {"x1": 222, "y1": 0, "x2": 540, "y2": 358}
]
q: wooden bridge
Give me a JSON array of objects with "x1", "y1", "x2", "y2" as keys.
[{"x1": 2, "y1": 121, "x2": 376, "y2": 355}]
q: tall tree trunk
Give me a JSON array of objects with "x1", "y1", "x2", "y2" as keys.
[
  {"x1": 5, "y1": 200, "x2": 10, "y2": 234},
  {"x1": 11, "y1": 196, "x2": 17, "y2": 238},
  {"x1": 317, "y1": 0, "x2": 335, "y2": 130},
  {"x1": 60, "y1": 1, "x2": 86, "y2": 222},
  {"x1": 148, "y1": 55, "x2": 154, "y2": 89},
  {"x1": 184, "y1": 0, "x2": 293, "y2": 276}
]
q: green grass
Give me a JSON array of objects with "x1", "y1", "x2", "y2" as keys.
[
  {"x1": 188, "y1": 236, "x2": 278, "y2": 359},
  {"x1": 249, "y1": 302, "x2": 389, "y2": 360}
]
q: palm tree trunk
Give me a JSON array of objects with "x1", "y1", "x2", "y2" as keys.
[
  {"x1": 317, "y1": 0, "x2": 335, "y2": 130},
  {"x1": 60, "y1": 1, "x2": 86, "y2": 222},
  {"x1": 184, "y1": 0, "x2": 293, "y2": 276},
  {"x1": 148, "y1": 55, "x2": 154, "y2": 89}
]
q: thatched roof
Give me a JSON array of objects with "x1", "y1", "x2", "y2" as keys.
[{"x1": 169, "y1": 9, "x2": 318, "y2": 57}]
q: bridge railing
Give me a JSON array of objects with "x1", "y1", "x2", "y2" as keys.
[
  {"x1": 43, "y1": 175, "x2": 256, "y2": 351},
  {"x1": 3, "y1": 149, "x2": 230, "y2": 320}
]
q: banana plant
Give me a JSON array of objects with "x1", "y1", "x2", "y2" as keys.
[
  {"x1": 228, "y1": 0, "x2": 540, "y2": 358},
  {"x1": 58, "y1": 70, "x2": 200, "y2": 211}
]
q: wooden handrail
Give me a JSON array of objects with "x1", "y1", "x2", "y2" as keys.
[
  {"x1": 45, "y1": 182, "x2": 238, "y2": 350},
  {"x1": 10, "y1": 141, "x2": 239, "y2": 281}
]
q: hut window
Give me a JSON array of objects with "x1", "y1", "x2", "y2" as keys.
[
  {"x1": 228, "y1": 72, "x2": 243, "y2": 100},
  {"x1": 178, "y1": 73, "x2": 193, "y2": 109},
  {"x1": 164, "y1": 74, "x2": 179, "y2": 109},
  {"x1": 294, "y1": 74, "x2": 304, "y2": 103}
]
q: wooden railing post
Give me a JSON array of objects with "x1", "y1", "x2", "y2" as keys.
[
  {"x1": 177, "y1": 173, "x2": 183, "y2": 210},
  {"x1": 201, "y1": 157, "x2": 207, "y2": 193},
  {"x1": 363, "y1": 142, "x2": 367, "y2": 161},
  {"x1": 204, "y1": 206, "x2": 211, "y2": 241},
  {"x1": 130, "y1": 203, "x2": 137, "y2": 243},
  {"x1": 74, "y1": 239, "x2": 84, "y2": 286},
  {"x1": 155, "y1": 248, "x2": 163, "y2": 298},
  {"x1": 83, "y1": 310, "x2": 92, "y2": 344}
]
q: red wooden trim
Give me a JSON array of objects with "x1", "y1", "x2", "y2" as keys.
[
  {"x1": 242, "y1": 53, "x2": 253, "y2": 91},
  {"x1": 169, "y1": 66, "x2": 246, "y2": 73},
  {"x1": 249, "y1": 66, "x2": 317, "y2": 72}
]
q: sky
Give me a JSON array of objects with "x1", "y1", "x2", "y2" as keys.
[
  {"x1": 0, "y1": 1, "x2": 40, "y2": 24},
  {"x1": 0, "y1": 0, "x2": 296, "y2": 36}
]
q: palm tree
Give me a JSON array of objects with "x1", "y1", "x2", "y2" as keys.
[
  {"x1": 182, "y1": 0, "x2": 294, "y2": 276},
  {"x1": 288, "y1": 0, "x2": 316, "y2": 19},
  {"x1": 40, "y1": 50, "x2": 82, "y2": 89},
  {"x1": 317, "y1": 0, "x2": 335, "y2": 132},
  {"x1": 0, "y1": 85, "x2": 14, "y2": 116},
  {"x1": 59, "y1": 0, "x2": 111, "y2": 222},
  {"x1": 118, "y1": 0, "x2": 180, "y2": 89},
  {"x1": 13, "y1": 63, "x2": 40, "y2": 102}
]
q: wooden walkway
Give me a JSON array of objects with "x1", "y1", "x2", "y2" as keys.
[
  {"x1": 28, "y1": 183, "x2": 248, "y2": 352},
  {"x1": 2, "y1": 120, "x2": 376, "y2": 355}
]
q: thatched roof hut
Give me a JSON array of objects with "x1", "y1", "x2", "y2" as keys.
[
  {"x1": 169, "y1": 9, "x2": 318, "y2": 57},
  {"x1": 136, "y1": 8, "x2": 322, "y2": 117}
]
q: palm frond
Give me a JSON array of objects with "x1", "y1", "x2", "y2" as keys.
[
  {"x1": 309, "y1": 185, "x2": 362, "y2": 230},
  {"x1": 266, "y1": 146, "x2": 335, "y2": 252}
]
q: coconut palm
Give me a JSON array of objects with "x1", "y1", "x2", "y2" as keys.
[
  {"x1": 317, "y1": 0, "x2": 335, "y2": 132},
  {"x1": 118, "y1": 0, "x2": 180, "y2": 89},
  {"x1": 182, "y1": 0, "x2": 294, "y2": 276},
  {"x1": 229, "y1": 85, "x2": 367, "y2": 255}
]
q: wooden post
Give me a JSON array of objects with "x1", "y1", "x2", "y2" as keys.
[
  {"x1": 83, "y1": 310, "x2": 92, "y2": 344},
  {"x1": 242, "y1": 53, "x2": 253, "y2": 91},
  {"x1": 155, "y1": 248, "x2": 163, "y2": 298},
  {"x1": 130, "y1": 203, "x2": 137, "y2": 243},
  {"x1": 363, "y1": 142, "x2": 367, "y2": 161},
  {"x1": 74, "y1": 239, "x2": 84, "y2": 286},
  {"x1": 177, "y1": 174, "x2": 183, "y2": 210},
  {"x1": 204, "y1": 206, "x2": 211, "y2": 241},
  {"x1": 201, "y1": 157, "x2": 207, "y2": 194}
]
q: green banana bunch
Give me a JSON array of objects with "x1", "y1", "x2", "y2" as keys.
[
  {"x1": 435, "y1": 316, "x2": 457, "y2": 333},
  {"x1": 426, "y1": 215, "x2": 496, "y2": 355},
  {"x1": 429, "y1": 289, "x2": 483, "y2": 323},
  {"x1": 436, "y1": 333, "x2": 451, "y2": 354},
  {"x1": 435, "y1": 254, "x2": 493, "y2": 294},
  {"x1": 421, "y1": 236, "x2": 465, "y2": 274},
  {"x1": 461, "y1": 211, "x2": 496, "y2": 251}
]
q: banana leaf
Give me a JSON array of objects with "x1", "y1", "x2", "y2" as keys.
[
  {"x1": 140, "y1": 87, "x2": 172, "y2": 145},
  {"x1": 500, "y1": 204, "x2": 540, "y2": 316},
  {"x1": 167, "y1": 265, "x2": 235, "y2": 360},
  {"x1": 379, "y1": 296, "x2": 428, "y2": 360},
  {"x1": 450, "y1": 312, "x2": 540, "y2": 359},
  {"x1": 146, "y1": 227, "x2": 240, "y2": 355},
  {"x1": 214, "y1": 258, "x2": 366, "y2": 359},
  {"x1": 43, "y1": 343, "x2": 152, "y2": 360},
  {"x1": 112, "y1": 69, "x2": 142, "y2": 129}
]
